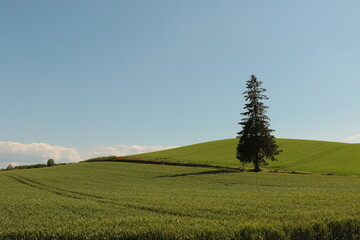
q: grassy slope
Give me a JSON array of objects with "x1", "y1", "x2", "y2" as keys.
[
  {"x1": 133, "y1": 139, "x2": 360, "y2": 175},
  {"x1": 1, "y1": 162, "x2": 359, "y2": 239}
]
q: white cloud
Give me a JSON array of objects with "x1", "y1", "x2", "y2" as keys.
[
  {"x1": 80, "y1": 144, "x2": 178, "y2": 160},
  {"x1": 0, "y1": 141, "x2": 81, "y2": 169},
  {"x1": 343, "y1": 134, "x2": 360, "y2": 143},
  {"x1": 0, "y1": 140, "x2": 178, "y2": 169}
]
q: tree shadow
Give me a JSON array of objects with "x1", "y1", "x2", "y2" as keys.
[{"x1": 155, "y1": 169, "x2": 239, "y2": 178}]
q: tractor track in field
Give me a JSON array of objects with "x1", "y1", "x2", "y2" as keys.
[
  {"x1": 5, "y1": 174, "x2": 120, "y2": 203},
  {"x1": 20, "y1": 176, "x2": 106, "y2": 200},
  {"x1": 5, "y1": 175, "x2": 82, "y2": 200},
  {"x1": 4, "y1": 174, "x2": 196, "y2": 218}
]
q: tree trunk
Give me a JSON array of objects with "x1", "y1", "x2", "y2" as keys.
[{"x1": 254, "y1": 160, "x2": 260, "y2": 172}]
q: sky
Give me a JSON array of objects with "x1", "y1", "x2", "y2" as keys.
[{"x1": 1, "y1": 0, "x2": 360, "y2": 168}]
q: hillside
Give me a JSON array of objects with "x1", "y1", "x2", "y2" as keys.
[
  {"x1": 132, "y1": 139, "x2": 360, "y2": 175},
  {"x1": 1, "y1": 161, "x2": 359, "y2": 239}
]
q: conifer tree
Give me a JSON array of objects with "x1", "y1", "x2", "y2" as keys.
[
  {"x1": 236, "y1": 75, "x2": 281, "y2": 171},
  {"x1": 6, "y1": 164, "x2": 14, "y2": 170}
]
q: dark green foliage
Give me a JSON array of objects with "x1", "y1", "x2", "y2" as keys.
[
  {"x1": 84, "y1": 156, "x2": 117, "y2": 162},
  {"x1": 47, "y1": 159, "x2": 55, "y2": 167},
  {"x1": 15, "y1": 164, "x2": 47, "y2": 169},
  {"x1": 6, "y1": 164, "x2": 14, "y2": 170},
  {"x1": 237, "y1": 75, "x2": 281, "y2": 171},
  {"x1": 1, "y1": 163, "x2": 69, "y2": 171}
]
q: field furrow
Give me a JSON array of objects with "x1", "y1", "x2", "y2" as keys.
[{"x1": 1, "y1": 161, "x2": 359, "y2": 239}]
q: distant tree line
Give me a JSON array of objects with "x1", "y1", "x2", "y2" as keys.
[{"x1": 2, "y1": 159, "x2": 71, "y2": 171}]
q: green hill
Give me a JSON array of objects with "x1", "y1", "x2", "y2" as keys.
[
  {"x1": 132, "y1": 139, "x2": 360, "y2": 175},
  {"x1": 3, "y1": 138, "x2": 359, "y2": 238}
]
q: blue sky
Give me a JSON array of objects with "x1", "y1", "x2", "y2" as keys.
[{"x1": 1, "y1": 1, "x2": 360, "y2": 167}]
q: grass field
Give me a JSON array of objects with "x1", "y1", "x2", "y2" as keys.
[
  {"x1": 1, "y1": 161, "x2": 359, "y2": 239},
  {"x1": 132, "y1": 139, "x2": 360, "y2": 175}
]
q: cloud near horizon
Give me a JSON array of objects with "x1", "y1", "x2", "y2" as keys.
[
  {"x1": 0, "y1": 141, "x2": 81, "y2": 168},
  {"x1": 343, "y1": 134, "x2": 360, "y2": 142},
  {"x1": 0, "y1": 140, "x2": 178, "y2": 169}
]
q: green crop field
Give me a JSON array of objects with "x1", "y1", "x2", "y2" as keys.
[
  {"x1": 1, "y1": 161, "x2": 359, "y2": 239},
  {"x1": 132, "y1": 139, "x2": 360, "y2": 176}
]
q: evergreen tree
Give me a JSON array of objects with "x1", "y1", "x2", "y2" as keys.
[
  {"x1": 6, "y1": 164, "x2": 14, "y2": 170},
  {"x1": 236, "y1": 75, "x2": 281, "y2": 171}
]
